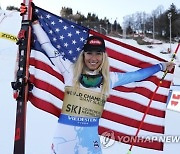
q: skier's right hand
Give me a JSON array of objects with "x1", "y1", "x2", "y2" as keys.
[
  {"x1": 160, "y1": 62, "x2": 175, "y2": 72},
  {"x1": 20, "y1": 2, "x2": 39, "y2": 22}
]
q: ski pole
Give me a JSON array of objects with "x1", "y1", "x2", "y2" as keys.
[{"x1": 127, "y1": 40, "x2": 180, "y2": 154}]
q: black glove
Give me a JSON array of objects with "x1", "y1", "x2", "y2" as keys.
[
  {"x1": 20, "y1": 2, "x2": 38, "y2": 22},
  {"x1": 31, "y1": 2, "x2": 39, "y2": 22},
  {"x1": 20, "y1": 3, "x2": 27, "y2": 16}
]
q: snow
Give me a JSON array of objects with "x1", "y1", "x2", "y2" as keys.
[{"x1": 0, "y1": 10, "x2": 180, "y2": 154}]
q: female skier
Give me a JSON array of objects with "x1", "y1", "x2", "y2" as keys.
[{"x1": 32, "y1": 20, "x2": 175, "y2": 154}]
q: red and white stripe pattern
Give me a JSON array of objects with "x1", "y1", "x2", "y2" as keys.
[{"x1": 29, "y1": 31, "x2": 174, "y2": 151}]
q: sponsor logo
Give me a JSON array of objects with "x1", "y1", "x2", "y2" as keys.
[
  {"x1": 68, "y1": 115, "x2": 97, "y2": 122},
  {"x1": 66, "y1": 104, "x2": 82, "y2": 114},
  {"x1": 65, "y1": 103, "x2": 101, "y2": 117},
  {"x1": 0, "y1": 32, "x2": 18, "y2": 42},
  {"x1": 89, "y1": 39, "x2": 102, "y2": 45}
]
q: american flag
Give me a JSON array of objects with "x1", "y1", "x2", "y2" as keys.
[{"x1": 29, "y1": 6, "x2": 174, "y2": 151}]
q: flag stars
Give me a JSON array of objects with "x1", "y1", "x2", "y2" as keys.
[
  {"x1": 60, "y1": 35, "x2": 64, "y2": 40},
  {"x1": 71, "y1": 25, "x2": 75, "y2": 28},
  {"x1": 35, "y1": 9, "x2": 39, "y2": 13},
  {"x1": 46, "y1": 14, "x2": 51, "y2": 19},
  {"x1": 73, "y1": 57, "x2": 77, "y2": 61},
  {"x1": 69, "y1": 50, "x2": 73, "y2": 54},
  {"x1": 36, "y1": 8, "x2": 91, "y2": 63},
  {"x1": 40, "y1": 15, "x2": 43, "y2": 19},
  {"x1": 55, "y1": 28, "x2": 60, "y2": 32},
  {"x1": 68, "y1": 32, "x2": 72, "y2": 37},
  {"x1": 57, "y1": 45, "x2": 61, "y2": 49},
  {"x1": 64, "y1": 42, "x2": 68, "y2": 47},
  {"x1": 63, "y1": 26, "x2": 68, "y2": 30},
  {"x1": 76, "y1": 47, "x2": 81, "y2": 52},
  {"x1": 80, "y1": 37, "x2": 85, "y2": 42},
  {"x1": 76, "y1": 30, "x2": 80, "y2": 35},
  {"x1": 59, "y1": 19, "x2": 63, "y2": 23},
  {"x1": 53, "y1": 38, "x2": 57, "y2": 42},
  {"x1": 72, "y1": 40, "x2": 77, "y2": 44},
  {"x1": 51, "y1": 21, "x2": 55, "y2": 25},
  {"x1": 49, "y1": 30, "x2": 53, "y2": 34}
]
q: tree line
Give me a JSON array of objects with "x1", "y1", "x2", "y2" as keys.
[
  {"x1": 60, "y1": 7, "x2": 122, "y2": 35},
  {"x1": 2, "y1": 3, "x2": 180, "y2": 41},
  {"x1": 123, "y1": 3, "x2": 180, "y2": 41}
]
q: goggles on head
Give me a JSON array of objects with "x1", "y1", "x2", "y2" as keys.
[{"x1": 79, "y1": 74, "x2": 103, "y2": 88}]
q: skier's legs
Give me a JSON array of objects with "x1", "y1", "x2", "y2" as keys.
[{"x1": 51, "y1": 120, "x2": 102, "y2": 154}]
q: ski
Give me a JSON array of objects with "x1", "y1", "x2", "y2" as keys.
[{"x1": 11, "y1": 0, "x2": 33, "y2": 154}]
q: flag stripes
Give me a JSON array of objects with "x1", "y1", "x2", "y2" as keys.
[
  {"x1": 28, "y1": 6, "x2": 174, "y2": 151},
  {"x1": 29, "y1": 37, "x2": 172, "y2": 150}
]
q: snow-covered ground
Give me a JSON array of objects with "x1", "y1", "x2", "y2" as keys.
[{"x1": 0, "y1": 10, "x2": 180, "y2": 154}]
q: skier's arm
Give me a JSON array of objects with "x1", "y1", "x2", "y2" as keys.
[
  {"x1": 111, "y1": 64, "x2": 162, "y2": 88},
  {"x1": 32, "y1": 22, "x2": 72, "y2": 74}
]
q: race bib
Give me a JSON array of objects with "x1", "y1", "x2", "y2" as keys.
[{"x1": 62, "y1": 86, "x2": 107, "y2": 117}]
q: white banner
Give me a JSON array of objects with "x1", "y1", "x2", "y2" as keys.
[{"x1": 167, "y1": 86, "x2": 180, "y2": 112}]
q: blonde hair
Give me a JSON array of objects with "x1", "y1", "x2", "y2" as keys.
[{"x1": 73, "y1": 51, "x2": 110, "y2": 97}]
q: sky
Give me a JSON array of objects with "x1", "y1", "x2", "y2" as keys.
[
  {"x1": 0, "y1": 0, "x2": 180, "y2": 25},
  {"x1": 0, "y1": 7, "x2": 180, "y2": 154}
]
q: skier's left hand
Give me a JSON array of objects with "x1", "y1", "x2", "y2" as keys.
[
  {"x1": 20, "y1": 3, "x2": 27, "y2": 16},
  {"x1": 19, "y1": 2, "x2": 38, "y2": 22},
  {"x1": 161, "y1": 62, "x2": 175, "y2": 71}
]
